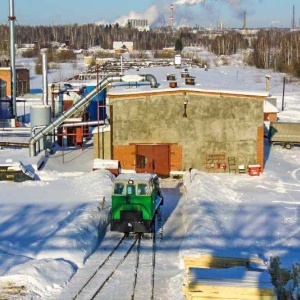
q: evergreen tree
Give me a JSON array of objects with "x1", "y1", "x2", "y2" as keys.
[{"x1": 175, "y1": 38, "x2": 183, "y2": 52}]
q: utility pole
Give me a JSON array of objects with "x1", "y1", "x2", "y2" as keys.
[
  {"x1": 96, "y1": 64, "x2": 100, "y2": 158},
  {"x1": 282, "y1": 77, "x2": 286, "y2": 111}
]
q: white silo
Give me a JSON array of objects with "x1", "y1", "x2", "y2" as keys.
[{"x1": 30, "y1": 104, "x2": 52, "y2": 152}]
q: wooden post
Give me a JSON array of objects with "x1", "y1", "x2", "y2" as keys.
[{"x1": 282, "y1": 77, "x2": 286, "y2": 111}]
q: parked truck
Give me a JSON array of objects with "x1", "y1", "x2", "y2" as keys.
[{"x1": 268, "y1": 121, "x2": 300, "y2": 149}]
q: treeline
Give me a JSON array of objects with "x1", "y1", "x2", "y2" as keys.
[
  {"x1": 1, "y1": 23, "x2": 300, "y2": 76},
  {"x1": 0, "y1": 24, "x2": 177, "y2": 51},
  {"x1": 252, "y1": 29, "x2": 300, "y2": 76}
]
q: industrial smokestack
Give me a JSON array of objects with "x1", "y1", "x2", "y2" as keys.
[
  {"x1": 292, "y1": 5, "x2": 295, "y2": 29},
  {"x1": 42, "y1": 52, "x2": 48, "y2": 105},
  {"x1": 243, "y1": 11, "x2": 247, "y2": 30},
  {"x1": 170, "y1": 4, "x2": 174, "y2": 28}
]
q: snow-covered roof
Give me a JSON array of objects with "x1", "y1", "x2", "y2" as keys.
[
  {"x1": 264, "y1": 100, "x2": 279, "y2": 113},
  {"x1": 93, "y1": 159, "x2": 119, "y2": 169},
  {"x1": 115, "y1": 173, "x2": 158, "y2": 182},
  {"x1": 107, "y1": 65, "x2": 269, "y2": 98}
]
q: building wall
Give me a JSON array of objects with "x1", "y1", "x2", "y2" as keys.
[
  {"x1": 0, "y1": 68, "x2": 30, "y2": 96},
  {"x1": 109, "y1": 90, "x2": 265, "y2": 172},
  {"x1": 0, "y1": 79, "x2": 6, "y2": 99},
  {"x1": 264, "y1": 112, "x2": 277, "y2": 122},
  {"x1": 93, "y1": 131, "x2": 112, "y2": 160}
]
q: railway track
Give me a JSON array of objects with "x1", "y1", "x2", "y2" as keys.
[
  {"x1": 131, "y1": 222, "x2": 158, "y2": 300},
  {"x1": 72, "y1": 226, "x2": 158, "y2": 300}
]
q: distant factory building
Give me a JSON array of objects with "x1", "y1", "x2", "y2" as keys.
[
  {"x1": 113, "y1": 41, "x2": 134, "y2": 53},
  {"x1": 127, "y1": 19, "x2": 150, "y2": 31}
]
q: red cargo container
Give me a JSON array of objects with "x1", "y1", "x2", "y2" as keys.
[{"x1": 248, "y1": 164, "x2": 261, "y2": 176}]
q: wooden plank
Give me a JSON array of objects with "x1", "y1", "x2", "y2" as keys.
[
  {"x1": 186, "y1": 291, "x2": 277, "y2": 300},
  {"x1": 183, "y1": 254, "x2": 264, "y2": 270},
  {"x1": 183, "y1": 255, "x2": 275, "y2": 300},
  {"x1": 188, "y1": 266, "x2": 274, "y2": 291},
  {"x1": 188, "y1": 284, "x2": 275, "y2": 295}
]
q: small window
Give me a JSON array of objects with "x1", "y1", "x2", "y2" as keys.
[
  {"x1": 114, "y1": 183, "x2": 125, "y2": 195},
  {"x1": 137, "y1": 183, "x2": 148, "y2": 195},
  {"x1": 136, "y1": 154, "x2": 148, "y2": 169},
  {"x1": 127, "y1": 185, "x2": 136, "y2": 195}
]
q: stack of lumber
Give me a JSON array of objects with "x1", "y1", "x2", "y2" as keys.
[
  {"x1": 182, "y1": 254, "x2": 277, "y2": 300},
  {"x1": 183, "y1": 254, "x2": 265, "y2": 270}
]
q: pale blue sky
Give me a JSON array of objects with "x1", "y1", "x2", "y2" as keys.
[{"x1": 0, "y1": 0, "x2": 299, "y2": 29}]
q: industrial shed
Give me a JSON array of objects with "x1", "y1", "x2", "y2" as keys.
[{"x1": 94, "y1": 88, "x2": 266, "y2": 177}]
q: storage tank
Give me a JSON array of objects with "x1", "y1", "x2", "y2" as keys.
[
  {"x1": 84, "y1": 86, "x2": 107, "y2": 121},
  {"x1": 0, "y1": 98, "x2": 13, "y2": 120},
  {"x1": 30, "y1": 104, "x2": 52, "y2": 151}
]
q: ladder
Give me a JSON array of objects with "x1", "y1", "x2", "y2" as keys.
[{"x1": 228, "y1": 157, "x2": 236, "y2": 174}]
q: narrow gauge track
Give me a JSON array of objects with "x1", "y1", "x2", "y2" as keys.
[
  {"x1": 72, "y1": 228, "x2": 158, "y2": 300},
  {"x1": 131, "y1": 223, "x2": 157, "y2": 300},
  {"x1": 71, "y1": 234, "x2": 135, "y2": 300}
]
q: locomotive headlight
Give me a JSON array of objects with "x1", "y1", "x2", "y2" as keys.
[{"x1": 128, "y1": 179, "x2": 134, "y2": 185}]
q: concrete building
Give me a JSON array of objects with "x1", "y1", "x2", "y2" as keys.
[
  {"x1": 0, "y1": 67, "x2": 30, "y2": 97},
  {"x1": 263, "y1": 99, "x2": 278, "y2": 122},
  {"x1": 127, "y1": 19, "x2": 150, "y2": 31},
  {"x1": 93, "y1": 88, "x2": 265, "y2": 176}
]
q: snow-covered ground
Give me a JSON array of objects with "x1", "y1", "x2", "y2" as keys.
[{"x1": 1, "y1": 51, "x2": 300, "y2": 299}]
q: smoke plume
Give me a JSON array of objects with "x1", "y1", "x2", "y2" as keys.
[
  {"x1": 175, "y1": 0, "x2": 205, "y2": 5},
  {"x1": 112, "y1": 5, "x2": 159, "y2": 26}
]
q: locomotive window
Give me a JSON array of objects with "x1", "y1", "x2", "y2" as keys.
[
  {"x1": 137, "y1": 183, "x2": 148, "y2": 195},
  {"x1": 149, "y1": 180, "x2": 154, "y2": 193},
  {"x1": 127, "y1": 185, "x2": 136, "y2": 195},
  {"x1": 114, "y1": 183, "x2": 125, "y2": 195}
]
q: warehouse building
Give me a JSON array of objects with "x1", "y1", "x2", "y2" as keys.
[{"x1": 93, "y1": 88, "x2": 266, "y2": 177}]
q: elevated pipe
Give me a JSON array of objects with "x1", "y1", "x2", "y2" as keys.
[
  {"x1": 0, "y1": 127, "x2": 31, "y2": 131},
  {"x1": 29, "y1": 74, "x2": 158, "y2": 156}
]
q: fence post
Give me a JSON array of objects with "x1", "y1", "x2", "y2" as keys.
[{"x1": 102, "y1": 196, "x2": 105, "y2": 210}]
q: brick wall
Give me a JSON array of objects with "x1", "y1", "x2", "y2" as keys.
[
  {"x1": 0, "y1": 68, "x2": 30, "y2": 96},
  {"x1": 113, "y1": 145, "x2": 136, "y2": 170},
  {"x1": 170, "y1": 144, "x2": 182, "y2": 171},
  {"x1": 257, "y1": 126, "x2": 264, "y2": 172}
]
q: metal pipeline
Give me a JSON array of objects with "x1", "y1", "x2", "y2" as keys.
[
  {"x1": 61, "y1": 121, "x2": 104, "y2": 127},
  {"x1": 0, "y1": 131, "x2": 31, "y2": 135},
  {"x1": 29, "y1": 74, "x2": 158, "y2": 156},
  {"x1": 0, "y1": 127, "x2": 31, "y2": 131},
  {"x1": 143, "y1": 74, "x2": 158, "y2": 88}
]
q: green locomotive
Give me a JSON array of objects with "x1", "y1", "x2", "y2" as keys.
[{"x1": 111, "y1": 173, "x2": 163, "y2": 233}]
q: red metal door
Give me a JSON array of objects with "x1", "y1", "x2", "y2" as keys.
[{"x1": 136, "y1": 145, "x2": 170, "y2": 176}]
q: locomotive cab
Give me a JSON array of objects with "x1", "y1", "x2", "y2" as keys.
[{"x1": 111, "y1": 173, "x2": 163, "y2": 233}]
